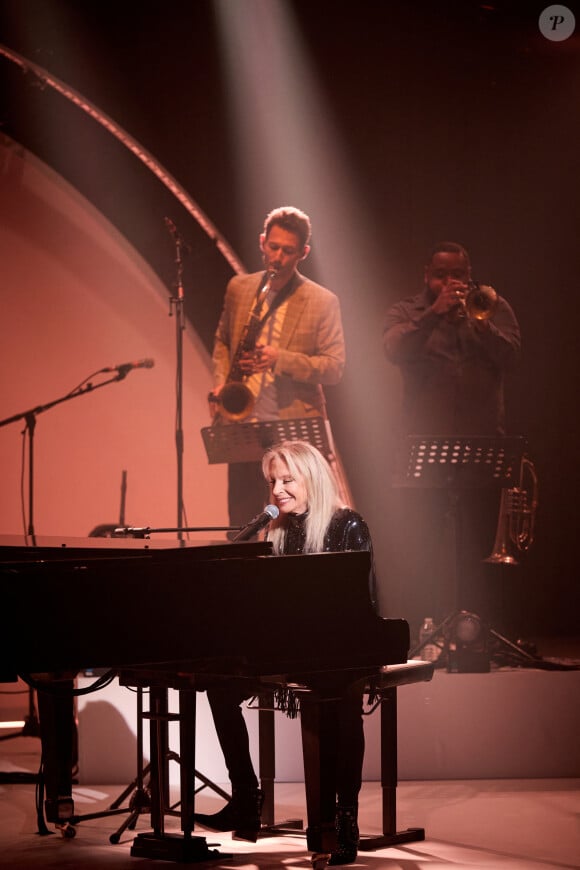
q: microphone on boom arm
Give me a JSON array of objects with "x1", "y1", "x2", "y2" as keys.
[
  {"x1": 232, "y1": 504, "x2": 279, "y2": 542},
  {"x1": 164, "y1": 216, "x2": 191, "y2": 253},
  {"x1": 103, "y1": 359, "x2": 155, "y2": 378}
]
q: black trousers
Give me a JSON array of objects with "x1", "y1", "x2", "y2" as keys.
[
  {"x1": 206, "y1": 681, "x2": 364, "y2": 807},
  {"x1": 206, "y1": 683, "x2": 259, "y2": 790}
]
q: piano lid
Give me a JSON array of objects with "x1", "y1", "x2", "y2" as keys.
[
  {"x1": 0, "y1": 533, "x2": 272, "y2": 563},
  {"x1": 0, "y1": 533, "x2": 221, "y2": 549}
]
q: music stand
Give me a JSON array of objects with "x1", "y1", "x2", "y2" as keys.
[
  {"x1": 393, "y1": 436, "x2": 531, "y2": 666},
  {"x1": 392, "y1": 435, "x2": 525, "y2": 491},
  {"x1": 201, "y1": 416, "x2": 352, "y2": 506},
  {"x1": 201, "y1": 417, "x2": 332, "y2": 464}
]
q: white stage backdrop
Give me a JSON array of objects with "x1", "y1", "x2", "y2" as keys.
[{"x1": 0, "y1": 135, "x2": 227, "y2": 539}]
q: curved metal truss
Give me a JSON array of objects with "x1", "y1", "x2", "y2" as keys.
[{"x1": 0, "y1": 43, "x2": 246, "y2": 276}]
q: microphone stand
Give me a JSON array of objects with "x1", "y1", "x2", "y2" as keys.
[
  {"x1": 0, "y1": 370, "x2": 140, "y2": 766},
  {"x1": 115, "y1": 525, "x2": 241, "y2": 538},
  {"x1": 0, "y1": 372, "x2": 132, "y2": 546},
  {"x1": 167, "y1": 228, "x2": 186, "y2": 545}
]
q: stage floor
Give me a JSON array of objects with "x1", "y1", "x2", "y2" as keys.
[
  {"x1": 1, "y1": 736, "x2": 579, "y2": 869},
  {"x1": 0, "y1": 737, "x2": 579, "y2": 870},
  {"x1": 1, "y1": 635, "x2": 579, "y2": 868}
]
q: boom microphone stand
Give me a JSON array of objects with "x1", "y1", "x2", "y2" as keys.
[
  {"x1": 0, "y1": 367, "x2": 144, "y2": 546},
  {"x1": 0, "y1": 368, "x2": 149, "y2": 782}
]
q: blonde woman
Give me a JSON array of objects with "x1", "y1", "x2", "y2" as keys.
[{"x1": 196, "y1": 441, "x2": 374, "y2": 865}]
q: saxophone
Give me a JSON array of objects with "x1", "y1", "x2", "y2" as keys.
[{"x1": 212, "y1": 271, "x2": 276, "y2": 422}]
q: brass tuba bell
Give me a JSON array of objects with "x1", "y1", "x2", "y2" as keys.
[{"x1": 485, "y1": 456, "x2": 539, "y2": 566}]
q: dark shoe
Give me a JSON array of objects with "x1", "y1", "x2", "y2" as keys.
[
  {"x1": 232, "y1": 785, "x2": 264, "y2": 842},
  {"x1": 194, "y1": 786, "x2": 263, "y2": 842},
  {"x1": 328, "y1": 805, "x2": 359, "y2": 866},
  {"x1": 194, "y1": 800, "x2": 236, "y2": 833}
]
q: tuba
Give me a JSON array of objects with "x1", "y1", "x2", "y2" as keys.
[
  {"x1": 485, "y1": 456, "x2": 539, "y2": 565},
  {"x1": 211, "y1": 271, "x2": 276, "y2": 423}
]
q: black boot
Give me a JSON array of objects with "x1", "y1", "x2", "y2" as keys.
[
  {"x1": 194, "y1": 800, "x2": 236, "y2": 833},
  {"x1": 194, "y1": 786, "x2": 263, "y2": 842},
  {"x1": 328, "y1": 805, "x2": 359, "y2": 866}
]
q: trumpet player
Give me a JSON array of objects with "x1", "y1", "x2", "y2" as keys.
[
  {"x1": 383, "y1": 241, "x2": 520, "y2": 437},
  {"x1": 210, "y1": 206, "x2": 345, "y2": 526},
  {"x1": 383, "y1": 241, "x2": 522, "y2": 634}
]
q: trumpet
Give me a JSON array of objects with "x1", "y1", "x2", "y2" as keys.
[
  {"x1": 453, "y1": 281, "x2": 498, "y2": 321},
  {"x1": 485, "y1": 456, "x2": 539, "y2": 566},
  {"x1": 210, "y1": 270, "x2": 276, "y2": 423}
]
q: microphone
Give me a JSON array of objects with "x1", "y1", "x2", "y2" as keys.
[
  {"x1": 232, "y1": 504, "x2": 279, "y2": 542},
  {"x1": 164, "y1": 216, "x2": 179, "y2": 236},
  {"x1": 164, "y1": 216, "x2": 191, "y2": 252},
  {"x1": 104, "y1": 358, "x2": 155, "y2": 376}
]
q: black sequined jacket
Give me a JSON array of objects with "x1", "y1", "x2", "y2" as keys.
[{"x1": 282, "y1": 507, "x2": 377, "y2": 609}]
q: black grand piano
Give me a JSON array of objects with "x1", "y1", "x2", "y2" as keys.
[{"x1": 0, "y1": 535, "x2": 432, "y2": 866}]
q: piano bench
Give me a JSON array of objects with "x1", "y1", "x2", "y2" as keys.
[
  {"x1": 256, "y1": 659, "x2": 434, "y2": 849},
  {"x1": 359, "y1": 659, "x2": 434, "y2": 849}
]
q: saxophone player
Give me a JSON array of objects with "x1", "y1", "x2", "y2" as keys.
[{"x1": 210, "y1": 206, "x2": 345, "y2": 527}]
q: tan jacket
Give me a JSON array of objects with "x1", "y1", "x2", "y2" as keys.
[{"x1": 212, "y1": 270, "x2": 345, "y2": 419}]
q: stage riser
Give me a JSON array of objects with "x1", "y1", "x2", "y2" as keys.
[
  {"x1": 396, "y1": 668, "x2": 580, "y2": 779},
  {"x1": 63, "y1": 668, "x2": 580, "y2": 785}
]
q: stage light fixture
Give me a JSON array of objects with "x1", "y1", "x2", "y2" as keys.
[{"x1": 445, "y1": 610, "x2": 490, "y2": 673}]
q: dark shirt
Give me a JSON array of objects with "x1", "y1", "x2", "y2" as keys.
[
  {"x1": 282, "y1": 507, "x2": 376, "y2": 607},
  {"x1": 383, "y1": 287, "x2": 521, "y2": 436}
]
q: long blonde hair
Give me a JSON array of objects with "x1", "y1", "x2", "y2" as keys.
[{"x1": 261, "y1": 441, "x2": 344, "y2": 554}]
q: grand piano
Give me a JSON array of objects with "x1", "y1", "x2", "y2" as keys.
[{"x1": 0, "y1": 535, "x2": 431, "y2": 866}]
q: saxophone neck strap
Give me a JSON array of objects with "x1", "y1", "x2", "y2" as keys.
[{"x1": 253, "y1": 272, "x2": 302, "y2": 325}]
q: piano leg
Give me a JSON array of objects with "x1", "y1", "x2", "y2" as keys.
[
  {"x1": 257, "y1": 691, "x2": 303, "y2": 835},
  {"x1": 178, "y1": 687, "x2": 196, "y2": 836},
  {"x1": 36, "y1": 677, "x2": 76, "y2": 836},
  {"x1": 258, "y1": 691, "x2": 275, "y2": 827},
  {"x1": 359, "y1": 685, "x2": 425, "y2": 849},
  {"x1": 298, "y1": 692, "x2": 339, "y2": 856},
  {"x1": 130, "y1": 686, "x2": 229, "y2": 863}
]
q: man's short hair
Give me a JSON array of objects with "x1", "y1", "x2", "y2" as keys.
[
  {"x1": 427, "y1": 241, "x2": 471, "y2": 266},
  {"x1": 263, "y1": 206, "x2": 312, "y2": 249}
]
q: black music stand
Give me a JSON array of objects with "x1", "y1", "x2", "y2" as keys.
[
  {"x1": 393, "y1": 436, "x2": 531, "y2": 666},
  {"x1": 201, "y1": 417, "x2": 332, "y2": 465},
  {"x1": 201, "y1": 416, "x2": 351, "y2": 506},
  {"x1": 392, "y1": 435, "x2": 524, "y2": 491}
]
